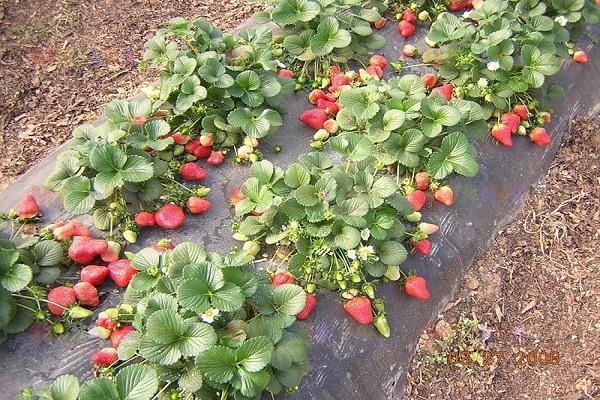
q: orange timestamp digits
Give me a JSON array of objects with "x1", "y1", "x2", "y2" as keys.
[{"x1": 447, "y1": 350, "x2": 560, "y2": 366}]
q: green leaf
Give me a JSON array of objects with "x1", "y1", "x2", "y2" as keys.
[
  {"x1": 383, "y1": 129, "x2": 428, "y2": 168},
  {"x1": 294, "y1": 185, "x2": 319, "y2": 207},
  {"x1": 178, "y1": 367, "x2": 203, "y2": 393},
  {"x1": 272, "y1": 284, "x2": 306, "y2": 315},
  {"x1": 237, "y1": 336, "x2": 274, "y2": 372},
  {"x1": 270, "y1": 333, "x2": 307, "y2": 370},
  {"x1": 116, "y1": 364, "x2": 159, "y2": 400},
  {"x1": 371, "y1": 176, "x2": 397, "y2": 199},
  {"x1": 334, "y1": 226, "x2": 361, "y2": 250},
  {"x1": 250, "y1": 160, "x2": 275, "y2": 184},
  {"x1": 166, "y1": 242, "x2": 207, "y2": 277},
  {"x1": 330, "y1": 133, "x2": 373, "y2": 162},
  {"x1": 272, "y1": 0, "x2": 320, "y2": 25},
  {"x1": 79, "y1": 378, "x2": 119, "y2": 400},
  {"x1": 196, "y1": 345, "x2": 238, "y2": 383},
  {"x1": 132, "y1": 248, "x2": 160, "y2": 271},
  {"x1": 383, "y1": 109, "x2": 406, "y2": 131},
  {"x1": 2, "y1": 264, "x2": 32, "y2": 292},
  {"x1": 121, "y1": 156, "x2": 154, "y2": 183},
  {"x1": 284, "y1": 163, "x2": 311, "y2": 188},
  {"x1": 310, "y1": 17, "x2": 351, "y2": 56},
  {"x1": 62, "y1": 176, "x2": 97, "y2": 215},
  {"x1": 118, "y1": 331, "x2": 141, "y2": 361},
  {"x1": 521, "y1": 44, "x2": 560, "y2": 88},
  {"x1": 232, "y1": 369, "x2": 271, "y2": 397},
  {"x1": 428, "y1": 132, "x2": 479, "y2": 179},
  {"x1": 378, "y1": 241, "x2": 408, "y2": 265},
  {"x1": 32, "y1": 240, "x2": 63, "y2": 266},
  {"x1": 48, "y1": 375, "x2": 80, "y2": 400},
  {"x1": 339, "y1": 88, "x2": 380, "y2": 120}
]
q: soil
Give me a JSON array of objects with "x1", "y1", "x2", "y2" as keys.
[
  {"x1": 0, "y1": 0, "x2": 262, "y2": 191},
  {"x1": 405, "y1": 116, "x2": 600, "y2": 400}
]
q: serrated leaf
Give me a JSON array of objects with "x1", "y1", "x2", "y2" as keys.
[
  {"x1": 237, "y1": 336, "x2": 274, "y2": 372},
  {"x1": 48, "y1": 374, "x2": 80, "y2": 400},
  {"x1": 116, "y1": 364, "x2": 159, "y2": 400},
  {"x1": 132, "y1": 248, "x2": 160, "y2": 271},
  {"x1": 32, "y1": 240, "x2": 63, "y2": 267},
  {"x1": 79, "y1": 378, "x2": 119, "y2": 400},
  {"x1": 334, "y1": 226, "x2": 361, "y2": 250},
  {"x1": 272, "y1": 284, "x2": 306, "y2": 315},
  {"x1": 378, "y1": 241, "x2": 408, "y2": 265},
  {"x1": 196, "y1": 345, "x2": 238, "y2": 383},
  {"x1": 284, "y1": 163, "x2": 311, "y2": 188},
  {"x1": 2, "y1": 264, "x2": 32, "y2": 292}
]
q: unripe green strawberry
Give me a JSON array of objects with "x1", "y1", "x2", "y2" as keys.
[
  {"x1": 242, "y1": 241, "x2": 260, "y2": 257},
  {"x1": 374, "y1": 315, "x2": 391, "y2": 337},
  {"x1": 405, "y1": 211, "x2": 422, "y2": 222},
  {"x1": 123, "y1": 230, "x2": 137, "y2": 244},
  {"x1": 418, "y1": 10, "x2": 429, "y2": 21}
]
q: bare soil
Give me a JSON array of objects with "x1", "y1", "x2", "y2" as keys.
[
  {"x1": 405, "y1": 116, "x2": 600, "y2": 400},
  {"x1": 0, "y1": 0, "x2": 261, "y2": 190}
]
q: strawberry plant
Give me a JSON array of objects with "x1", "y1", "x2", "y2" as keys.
[
  {"x1": 24, "y1": 242, "x2": 311, "y2": 399},
  {"x1": 231, "y1": 156, "x2": 440, "y2": 336}
]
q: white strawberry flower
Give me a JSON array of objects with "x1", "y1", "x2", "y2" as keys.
[
  {"x1": 201, "y1": 308, "x2": 220, "y2": 324},
  {"x1": 463, "y1": 11, "x2": 472, "y2": 18},
  {"x1": 347, "y1": 249, "x2": 357, "y2": 260},
  {"x1": 477, "y1": 78, "x2": 489, "y2": 88},
  {"x1": 360, "y1": 228, "x2": 371, "y2": 241},
  {"x1": 357, "y1": 245, "x2": 376, "y2": 261},
  {"x1": 487, "y1": 61, "x2": 500, "y2": 71},
  {"x1": 554, "y1": 16, "x2": 568, "y2": 26}
]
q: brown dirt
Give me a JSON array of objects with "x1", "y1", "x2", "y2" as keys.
[
  {"x1": 0, "y1": 0, "x2": 262, "y2": 191},
  {"x1": 405, "y1": 116, "x2": 600, "y2": 400}
]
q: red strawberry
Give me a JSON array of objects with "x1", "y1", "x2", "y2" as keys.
[
  {"x1": 229, "y1": 188, "x2": 247, "y2": 206},
  {"x1": 80, "y1": 265, "x2": 109, "y2": 286},
  {"x1": 331, "y1": 74, "x2": 350, "y2": 86},
  {"x1": 529, "y1": 127, "x2": 551, "y2": 147},
  {"x1": 404, "y1": 275, "x2": 430, "y2": 301},
  {"x1": 206, "y1": 151, "x2": 225, "y2": 166},
  {"x1": 135, "y1": 211, "x2": 155, "y2": 227},
  {"x1": 155, "y1": 203, "x2": 186, "y2": 230},
  {"x1": 374, "y1": 17, "x2": 386, "y2": 29},
  {"x1": 397, "y1": 20, "x2": 416, "y2": 38},
  {"x1": 403, "y1": 9, "x2": 417, "y2": 23},
  {"x1": 329, "y1": 65, "x2": 342, "y2": 77},
  {"x1": 194, "y1": 144, "x2": 212, "y2": 159},
  {"x1": 100, "y1": 241, "x2": 120, "y2": 263},
  {"x1": 180, "y1": 162, "x2": 208, "y2": 181},
  {"x1": 16, "y1": 194, "x2": 40, "y2": 219},
  {"x1": 402, "y1": 44, "x2": 418, "y2": 58},
  {"x1": 500, "y1": 113, "x2": 521, "y2": 134},
  {"x1": 110, "y1": 325, "x2": 135, "y2": 348},
  {"x1": 316, "y1": 99, "x2": 340, "y2": 115},
  {"x1": 422, "y1": 73, "x2": 437, "y2": 88},
  {"x1": 512, "y1": 104, "x2": 529, "y2": 121},
  {"x1": 433, "y1": 83, "x2": 453, "y2": 101},
  {"x1": 299, "y1": 109, "x2": 328, "y2": 130},
  {"x1": 52, "y1": 221, "x2": 90, "y2": 241},
  {"x1": 297, "y1": 293, "x2": 316, "y2": 320},
  {"x1": 406, "y1": 190, "x2": 427, "y2": 211},
  {"x1": 415, "y1": 172, "x2": 429, "y2": 191},
  {"x1": 47, "y1": 286, "x2": 77, "y2": 316},
  {"x1": 365, "y1": 65, "x2": 383, "y2": 79},
  {"x1": 91, "y1": 347, "x2": 118, "y2": 367},
  {"x1": 171, "y1": 132, "x2": 189, "y2": 144},
  {"x1": 152, "y1": 239, "x2": 175, "y2": 254},
  {"x1": 328, "y1": 85, "x2": 350, "y2": 97},
  {"x1": 96, "y1": 316, "x2": 117, "y2": 332},
  {"x1": 199, "y1": 135, "x2": 214, "y2": 147},
  {"x1": 309, "y1": 89, "x2": 327, "y2": 104},
  {"x1": 434, "y1": 186, "x2": 454, "y2": 206},
  {"x1": 539, "y1": 112, "x2": 551, "y2": 125},
  {"x1": 108, "y1": 259, "x2": 138, "y2": 287},
  {"x1": 271, "y1": 272, "x2": 295, "y2": 286},
  {"x1": 73, "y1": 281, "x2": 100, "y2": 307},
  {"x1": 68, "y1": 236, "x2": 108, "y2": 264},
  {"x1": 187, "y1": 197, "x2": 211, "y2": 214},
  {"x1": 185, "y1": 138, "x2": 200, "y2": 154},
  {"x1": 413, "y1": 239, "x2": 431, "y2": 255},
  {"x1": 573, "y1": 50, "x2": 588, "y2": 64},
  {"x1": 491, "y1": 123, "x2": 512, "y2": 147},
  {"x1": 277, "y1": 69, "x2": 294, "y2": 78},
  {"x1": 369, "y1": 55, "x2": 388, "y2": 70},
  {"x1": 343, "y1": 296, "x2": 373, "y2": 325}
]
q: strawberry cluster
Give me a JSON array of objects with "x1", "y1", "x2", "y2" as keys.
[
  {"x1": 491, "y1": 104, "x2": 553, "y2": 148},
  {"x1": 89, "y1": 305, "x2": 136, "y2": 367}
]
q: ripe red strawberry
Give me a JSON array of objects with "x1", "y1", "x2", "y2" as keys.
[
  {"x1": 529, "y1": 127, "x2": 551, "y2": 147},
  {"x1": 402, "y1": 9, "x2": 417, "y2": 23},
  {"x1": 68, "y1": 236, "x2": 108, "y2": 264},
  {"x1": 434, "y1": 185, "x2": 454, "y2": 206},
  {"x1": 271, "y1": 272, "x2": 295, "y2": 286},
  {"x1": 369, "y1": 55, "x2": 388, "y2": 70},
  {"x1": 47, "y1": 286, "x2": 77, "y2": 316},
  {"x1": 491, "y1": 123, "x2": 512, "y2": 147},
  {"x1": 229, "y1": 188, "x2": 247, "y2": 206},
  {"x1": 91, "y1": 347, "x2": 118, "y2": 367},
  {"x1": 155, "y1": 203, "x2": 186, "y2": 230},
  {"x1": 277, "y1": 69, "x2": 294, "y2": 78},
  {"x1": 413, "y1": 239, "x2": 431, "y2": 255},
  {"x1": 180, "y1": 162, "x2": 208, "y2": 181},
  {"x1": 433, "y1": 83, "x2": 453, "y2": 101},
  {"x1": 100, "y1": 241, "x2": 120, "y2": 263},
  {"x1": 374, "y1": 17, "x2": 386, "y2": 29},
  {"x1": 185, "y1": 138, "x2": 200, "y2": 154},
  {"x1": 110, "y1": 325, "x2": 135, "y2": 348},
  {"x1": 328, "y1": 85, "x2": 350, "y2": 97},
  {"x1": 309, "y1": 89, "x2": 327, "y2": 104},
  {"x1": 404, "y1": 275, "x2": 430, "y2": 301},
  {"x1": 299, "y1": 109, "x2": 328, "y2": 130},
  {"x1": 397, "y1": 20, "x2": 416, "y2": 38},
  {"x1": 80, "y1": 265, "x2": 109, "y2": 286},
  {"x1": 73, "y1": 281, "x2": 100, "y2": 307},
  {"x1": 406, "y1": 190, "x2": 427, "y2": 211},
  {"x1": 331, "y1": 74, "x2": 350, "y2": 86},
  {"x1": 16, "y1": 194, "x2": 40, "y2": 219},
  {"x1": 316, "y1": 98, "x2": 340, "y2": 115},
  {"x1": 500, "y1": 112, "x2": 521, "y2": 134},
  {"x1": 402, "y1": 44, "x2": 418, "y2": 58},
  {"x1": 297, "y1": 293, "x2": 317, "y2": 320},
  {"x1": 199, "y1": 135, "x2": 214, "y2": 147},
  {"x1": 108, "y1": 259, "x2": 138, "y2": 287},
  {"x1": 573, "y1": 50, "x2": 588, "y2": 64},
  {"x1": 512, "y1": 104, "x2": 529, "y2": 121},
  {"x1": 194, "y1": 144, "x2": 212, "y2": 159},
  {"x1": 53, "y1": 221, "x2": 90, "y2": 240},
  {"x1": 96, "y1": 316, "x2": 117, "y2": 332},
  {"x1": 415, "y1": 172, "x2": 429, "y2": 191},
  {"x1": 343, "y1": 296, "x2": 373, "y2": 325},
  {"x1": 365, "y1": 65, "x2": 383, "y2": 79},
  {"x1": 135, "y1": 211, "x2": 156, "y2": 227},
  {"x1": 187, "y1": 197, "x2": 211, "y2": 214},
  {"x1": 206, "y1": 151, "x2": 225, "y2": 166},
  {"x1": 329, "y1": 65, "x2": 341, "y2": 77},
  {"x1": 422, "y1": 73, "x2": 437, "y2": 88},
  {"x1": 152, "y1": 239, "x2": 175, "y2": 253},
  {"x1": 171, "y1": 132, "x2": 189, "y2": 144}
]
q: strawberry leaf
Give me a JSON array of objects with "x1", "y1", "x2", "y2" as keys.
[
  {"x1": 47, "y1": 374, "x2": 80, "y2": 400},
  {"x1": 378, "y1": 241, "x2": 408, "y2": 266},
  {"x1": 196, "y1": 345, "x2": 238, "y2": 383},
  {"x1": 334, "y1": 226, "x2": 361, "y2": 250},
  {"x1": 236, "y1": 336, "x2": 274, "y2": 372},
  {"x1": 132, "y1": 248, "x2": 160, "y2": 272},
  {"x1": 272, "y1": 284, "x2": 306, "y2": 315},
  {"x1": 79, "y1": 378, "x2": 119, "y2": 400},
  {"x1": 116, "y1": 364, "x2": 159, "y2": 400},
  {"x1": 59, "y1": 176, "x2": 98, "y2": 214}
]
